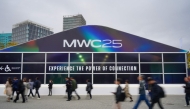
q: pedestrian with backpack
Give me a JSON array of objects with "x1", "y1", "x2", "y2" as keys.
[
  {"x1": 148, "y1": 78, "x2": 164, "y2": 109},
  {"x1": 14, "y1": 80, "x2": 25, "y2": 103},
  {"x1": 34, "y1": 77, "x2": 41, "y2": 99},
  {"x1": 23, "y1": 78, "x2": 30, "y2": 102},
  {"x1": 133, "y1": 75, "x2": 151, "y2": 109},
  {"x1": 70, "y1": 77, "x2": 80, "y2": 100}
]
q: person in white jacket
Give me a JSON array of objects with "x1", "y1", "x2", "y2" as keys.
[{"x1": 23, "y1": 78, "x2": 29, "y2": 102}]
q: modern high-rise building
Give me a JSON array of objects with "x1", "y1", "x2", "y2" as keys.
[
  {"x1": 12, "y1": 20, "x2": 53, "y2": 44},
  {"x1": 0, "y1": 33, "x2": 12, "y2": 49},
  {"x1": 63, "y1": 14, "x2": 86, "y2": 30}
]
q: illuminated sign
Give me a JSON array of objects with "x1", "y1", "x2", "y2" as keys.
[{"x1": 63, "y1": 39, "x2": 122, "y2": 48}]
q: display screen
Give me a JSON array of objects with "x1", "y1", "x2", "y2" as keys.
[
  {"x1": 140, "y1": 53, "x2": 162, "y2": 62},
  {"x1": 0, "y1": 53, "x2": 21, "y2": 62},
  {"x1": 163, "y1": 53, "x2": 185, "y2": 62},
  {"x1": 23, "y1": 53, "x2": 45, "y2": 62},
  {"x1": 164, "y1": 63, "x2": 186, "y2": 73},
  {"x1": 164, "y1": 74, "x2": 186, "y2": 84},
  {"x1": 46, "y1": 74, "x2": 68, "y2": 84},
  {"x1": 94, "y1": 53, "x2": 115, "y2": 62},
  {"x1": 70, "y1": 74, "x2": 92, "y2": 84},
  {"x1": 117, "y1": 74, "x2": 139, "y2": 84},
  {"x1": 141, "y1": 64, "x2": 162, "y2": 73},
  {"x1": 23, "y1": 64, "x2": 45, "y2": 73},
  {"x1": 117, "y1": 53, "x2": 138, "y2": 62},
  {"x1": 70, "y1": 53, "x2": 92, "y2": 62},
  {"x1": 93, "y1": 74, "x2": 115, "y2": 84},
  {"x1": 47, "y1": 53, "x2": 68, "y2": 62}
]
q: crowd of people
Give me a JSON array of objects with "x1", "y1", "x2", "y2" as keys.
[
  {"x1": 4, "y1": 75, "x2": 190, "y2": 109},
  {"x1": 4, "y1": 76, "x2": 93, "y2": 103},
  {"x1": 113, "y1": 75, "x2": 165, "y2": 109}
]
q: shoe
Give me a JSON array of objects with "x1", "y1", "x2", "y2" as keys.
[
  {"x1": 48, "y1": 95, "x2": 50, "y2": 96},
  {"x1": 37, "y1": 98, "x2": 41, "y2": 99},
  {"x1": 10, "y1": 98, "x2": 13, "y2": 100},
  {"x1": 78, "y1": 97, "x2": 80, "y2": 100},
  {"x1": 184, "y1": 105, "x2": 189, "y2": 107},
  {"x1": 22, "y1": 101, "x2": 25, "y2": 103},
  {"x1": 66, "y1": 100, "x2": 70, "y2": 101},
  {"x1": 13, "y1": 100, "x2": 16, "y2": 103},
  {"x1": 130, "y1": 100, "x2": 133, "y2": 102}
]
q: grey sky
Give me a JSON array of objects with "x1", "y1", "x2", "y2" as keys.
[{"x1": 0, "y1": 0, "x2": 190, "y2": 50}]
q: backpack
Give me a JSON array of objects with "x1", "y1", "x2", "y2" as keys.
[{"x1": 158, "y1": 85, "x2": 165, "y2": 98}]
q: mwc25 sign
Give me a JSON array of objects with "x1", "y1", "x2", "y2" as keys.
[{"x1": 63, "y1": 39, "x2": 122, "y2": 48}]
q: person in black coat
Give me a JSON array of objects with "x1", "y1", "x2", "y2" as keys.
[
  {"x1": 48, "y1": 80, "x2": 53, "y2": 96},
  {"x1": 13, "y1": 80, "x2": 25, "y2": 103},
  {"x1": 86, "y1": 79, "x2": 93, "y2": 99},
  {"x1": 183, "y1": 77, "x2": 190, "y2": 107},
  {"x1": 148, "y1": 79, "x2": 164, "y2": 109},
  {"x1": 112, "y1": 78, "x2": 122, "y2": 109},
  {"x1": 66, "y1": 77, "x2": 72, "y2": 101}
]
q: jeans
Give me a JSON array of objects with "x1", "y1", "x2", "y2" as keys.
[
  {"x1": 67, "y1": 89, "x2": 72, "y2": 100},
  {"x1": 87, "y1": 91, "x2": 92, "y2": 99},
  {"x1": 185, "y1": 93, "x2": 190, "y2": 105},
  {"x1": 151, "y1": 99, "x2": 164, "y2": 109},
  {"x1": 133, "y1": 94, "x2": 151, "y2": 109},
  {"x1": 28, "y1": 89, "x2": 34, "y2": 97},
  {"x1": 35, "y1": 88, "x2": 40, "y2": 98},
  {"x1": 71, "y1": 90, "x2": 80, "y2": 99},
  {"x1": 14, "y1": 91, "x2": 25, "y2": 102},
  {"x1": 12, "y1": 88, "x2": 17, "y2": 98},
  {"x1": 49, "y1": 88, "x2": 52, "y2": 95}
]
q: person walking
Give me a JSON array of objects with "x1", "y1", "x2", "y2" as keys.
[
  {"x1": 113, "y1": 78, "x2": 122, "y2": 109},
  {"x1": 86, "y1": 79, "x2": 93, "y2": 99},
  {"x1": 48, "y1": 80, "x2": 53, "y2": 96},
  {"x1": 5, "y1": 77, "x2": 12, "y2": 102},
  {"x1": 14, "y1": 80, "x2": 25, "y2": 103},
  {"x1": 70, "y1": 77, "x2": 80, "y2": 100},
  {"x1": 148, "y1": 78, "x2": 164, "y2": 109},
  {"x1": 147, "y1": 77, "x2": 152, "y2": 102},
  {"x1": 28, "y1": 79, "x2": 34, "y2": 98},
  {"x1": 66, "y1": 77, "x2": 72, "y2": 101},
  {"x1": 11, "y1": 77, "x2": 18, "y2": 100},
  {"x1": 123, "y1": 80, "x2": 133, "y2": 102},
  {"x1": 133, "y1": 75, "x2": 151, "y2": 109},
  {"x1": 183, "y1": 77, "x2": 190, "y2": 107},
  {"x1": 23, "y1": 78, "x2": 30, "y2": 102},
  {"x1": 34, "y1": 77, "x2": 41, "y2": 99}
]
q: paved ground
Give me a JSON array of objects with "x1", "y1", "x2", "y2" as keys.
[{"x1": 0, "y1": 95, "x2": 188, "y2": 109}]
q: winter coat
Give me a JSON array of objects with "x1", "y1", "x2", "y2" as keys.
[
  {"x1": 86, "y1": 82, "x2": 93, "y2": 91},
  {"x1": 151, "y1": 83, "x2": 162, "y2": 101},
  {"x1": 115, "y1": 85, "x2": 122, "y2": 103},
  {"x1": 48, "y1": 82, "x2": 53, "y2": 89},
  {"x1": 23, "y1": 82, "x2": 29, "y2": 95},
  {"x1": 28, "y1": 82, "x2": 34, "y2": 89},
  {"x1": 5, "y1": 81, "x2": 12, "y2": 96},
  {"x1": 139, "y1": 80, "x2": 146, "y2": 95},
  {"x1": 184, "y1": 82, "x2": 190, "y2": 94},
  {"x1": 12, "y1": 80, "x2": 18, "y2": 90}
]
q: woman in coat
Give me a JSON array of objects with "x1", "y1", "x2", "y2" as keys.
[
  {"x1": 23, "y1": 78, "x2": 29, "y2": 102},
  {"x1": 123, "y1": 80, "x2": 133, "y2": 102},
  {"x1": 5, "y1": 77, "x2": 12, "y2": 102},
  {"x1": 86, "y1": 79, "x2": 93, "y2": 99}
]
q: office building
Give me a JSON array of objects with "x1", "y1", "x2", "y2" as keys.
[
  {"x1": 0, "y1": 33, "x2": 12, "y2": 49},
  {"x1": 0, "y1": 25, "x2": 188, "y2": 95},
  {"x1": 63, "y1": 14, "x2": 86, "y2": 30},
  {"x1": 12, "y1": 20, "x2": 53, "y2": 44}
]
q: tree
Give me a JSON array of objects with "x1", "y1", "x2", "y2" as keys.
[
  {"x1": 6, "y1": 41, "x2": 18, "y2": 48},
  {"x1": 0, "y1": 42, "x2": 5, "y2": 50}
]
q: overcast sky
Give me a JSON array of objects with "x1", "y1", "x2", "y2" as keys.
[{"x1": 0, "y1": 0, "x2": 190, "y2": 50}]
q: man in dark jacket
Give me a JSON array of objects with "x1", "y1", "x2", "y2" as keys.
[
  {"x1": 34, "y1": 77, "x2": 41, "y2": 99},
  {"x1": 183, "y1": 77, "x2": 190, "y2": 107},
  {"x1": 148, "y1": 79, "x2": 164, "y2": 109},
  {"x1": 11, "y1": 77, "x2": 19, "y2": 100},
  {"x1": 66, "y1": 77, "x2": 72, "y2": 101},
  {"x1": 13, "y1": 80, "x2": 25, "y2": 103},
  {"x1": 113, "y1": 78, "x2": 122, "y2": 109},
  {"x1": 133, "y1": 75, "x2": 151, "y2": 109},
  {"x1": 70, "y1": 77, "x2": 80, "y2": 100}
]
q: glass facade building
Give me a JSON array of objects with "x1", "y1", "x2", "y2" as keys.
[
  {"x1": 12, "y1": 20, "x2": 53, "y2": 44},
  {"x1": 0, "y1": 25, "x2": 188, "y2": 85},
  {"x1": 0, "y1": 33, "x2": 12, "y2": 48},
  {"x1": 63, "y1": 14, "x2": 86, "y2": 31}
]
